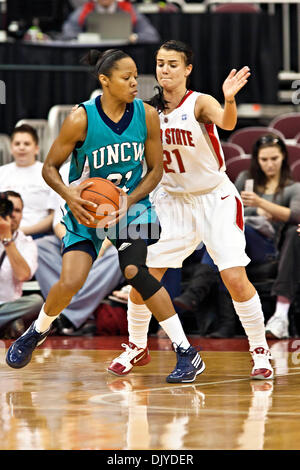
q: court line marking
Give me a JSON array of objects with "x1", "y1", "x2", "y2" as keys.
[{"x1": 89, "y1": 369, "x2": 300, "y2": 408}]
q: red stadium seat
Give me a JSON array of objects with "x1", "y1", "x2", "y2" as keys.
[
  {"x1": 221, "y1": 141, "x2": 245, "y2": 162},
  {"x1": 269, "y1": 113, "x2": 300, "y2": 140},
  {"x1": 294, "y1": 132, "x2": 300, "y2": 144},
  {"x1": 286, "y1": 144, "x2": 300, "y2": 168},
  {"x1": 291, "y1": 160, "x2": 300, "y2": 182},
  {"x1": 226, "y1": 155, "x2": 251, "y2": 183},
  {"x1": 228, "y1": 126, "x2": 285, "y2": 155}
]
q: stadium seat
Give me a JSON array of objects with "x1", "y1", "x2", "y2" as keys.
[
  {"x1": 136, "y1": 75, "x2": 158, "y2": 101},
  {"x1": 228, "y1": 126, "x2": 285, "y2": 155},
  {"x1": 221, "y1": 141, "x2": 245, "y2": 162},
  {"x1": 286, "y1": 144, "x2": 300, "y2": 168},
  {"x1": 226, "y1": 155, "x2": 251, "y2": 182},
  {"x1": 15, "y1": 119, "x2": 50, "y2": 161},
  {"x1": 294, "y1": 132, "x2": 300, "y2": 144},
  {"x1": 269, "y1": 113, "x2": 300, "y2": 140},
  {"x1": 47, "y1": 105, "x2": 74, "y2": 144},
  {"x1": 0, "y1": 134, "x2": 12, "y2": 165},
  {"x1": 90, "y1": 89, "x2": 101, "y2": 100},
  {"x1": 291, "y1": 160, "x2": 300, "y2": 182}
]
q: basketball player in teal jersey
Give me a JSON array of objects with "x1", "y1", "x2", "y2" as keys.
[{"x1": 6, "y1": 49, "x2": 204, "y2": 378}]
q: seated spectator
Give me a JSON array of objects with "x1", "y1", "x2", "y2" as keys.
[
  {"x1": 34, "y1": 163, "x2": 124, "y2": 335},
  {"x1": 61, "y1": 0, "x2": 160, "y2": 43},
  {"x1": 0, "y1": 124, "x2": 55, "y2": 239},
  {"x1": 0, "y1": 191, "x2": 43, "y2": 338},
  {"x1": 236, "y1": 133, "x2": 300, "y2": 339}
]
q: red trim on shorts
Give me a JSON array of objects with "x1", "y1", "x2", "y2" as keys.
[
  {"x1": 204, "y1": 123, "x2": 224, "y2": 169},
  {"x1": 176, "y1": 90, "x2": 193, "y2": 108},
  {"x1": 235, "y1": 196, "x2": 244, "y2": 231}
]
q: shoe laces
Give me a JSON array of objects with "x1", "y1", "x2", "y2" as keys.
[
  {"x1": 251, "y1": 348, "x2": 272, "y2": 368},
  {"x1": 173, "y1": 343, "x2": 200, "y2": 369}
]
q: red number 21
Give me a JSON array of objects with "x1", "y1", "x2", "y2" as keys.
[{"x1": 163, "y1": 149, "x2": 186, "y2": 173}]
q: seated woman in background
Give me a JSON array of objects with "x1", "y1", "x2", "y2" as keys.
[
  {"x1": 235, "y1": 133, "x2": 300, "y2": 339},
  {"x1": 0, "y1": 124, "x2": 55, "y2": 239}
]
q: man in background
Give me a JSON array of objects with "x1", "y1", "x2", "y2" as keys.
[
  {"x1": 62, "y1": 0, "x2": 160, "y2": 43},
  {"x1": 0, "y1": 191, "x2": 43, "y2": 338}
]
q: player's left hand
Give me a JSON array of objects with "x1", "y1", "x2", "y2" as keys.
[
  {"x1": 297, "y1": 224, "x2": 300, "y2": 236},
  {"x1": 223, "y1": 66, "x2": 251, "y2": 101},
  {"x1": 240, "y1": 190, "x2": 261, "y2": 208}
]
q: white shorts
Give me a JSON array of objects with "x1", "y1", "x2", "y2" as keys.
[{"x1": 146, "y1": 177, "x2": 250, "y2": 271}]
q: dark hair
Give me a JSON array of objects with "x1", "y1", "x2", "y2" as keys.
[
  {"x1": 11, "y1": 124, "x2": 39, "y2": 145},
  {"x1": 82, "y1": 48, "x2": 131, "y2": 80},
  {"x1": 4, "y1": 190, "x2": 24, "y2": 207},
  {"x1": 249, "y1": 133, "x2": 292, "y2": 196},
  {"x1": 148, "y1": 40, "x2": 194, "y2": 112}
]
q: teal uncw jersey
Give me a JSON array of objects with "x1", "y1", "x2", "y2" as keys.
[{"x1": 62, "y1": 96, "x2": 156, "y2": 254}]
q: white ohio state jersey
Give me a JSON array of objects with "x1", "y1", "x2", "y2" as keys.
[{"x1": 159, "y1": 90, "x2": 227, "y2": 194}]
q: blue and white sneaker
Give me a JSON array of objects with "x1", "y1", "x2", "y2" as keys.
[
  {"x1": 6, "y1": 321, "x2": 51, "y2": 369},
  {"x1": 166, "y1": 344, "x2": 205, "y2": 383}
]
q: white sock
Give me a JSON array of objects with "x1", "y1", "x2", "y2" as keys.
[
  {"x1": 35, "y1": 305, "x2": 60, "y2": 333},
  {"x1": 232, "y1": 292, "x2": 269, "y2": 351},
  {"x1": 273, "y1": 301, "x2": 290, "y2": 321},
  {"x1": 128, "y1": 298, "x2": 152, "y2": 349},
  {"x1": 159, "y1": 314, "x2": 190, "y2": 350}
]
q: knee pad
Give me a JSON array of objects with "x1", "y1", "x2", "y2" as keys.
[
  {"x1": 127, "y1": 265, "x2": 162, "y2": 301},
  {"x1": 117, "y1": 238, "x2": 162, "y2": 301}
]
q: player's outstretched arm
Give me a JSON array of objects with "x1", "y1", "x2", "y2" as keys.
[
  {"x1": 42, "y1": 107, "x2": 96, "y2": 226},
  {"x1": 196, "y1": 66, "x2": 250, "y2": 131}
]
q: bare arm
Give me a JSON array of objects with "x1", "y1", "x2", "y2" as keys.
[
  {"x1": 21, "y1": 211, "x2": 54, "y2": 236},
  {"x1": 0, "y1": 217, "x2": 31, "y2": 281},
  {"x1": 127, "y1": 103, "x2": 163, "y2": 207},
  {"x1": 241, "y1": 191, "x2": 292, "y2": 223},
  {"x1": 42, "y1": 107, "x2": 97, "y2": 226},
  {"x1": 53, "y1": 221, "x2": 66, "y2": 240},
  {"x1": 195, "y1": 66, "x2": 250, "y2": 130}
]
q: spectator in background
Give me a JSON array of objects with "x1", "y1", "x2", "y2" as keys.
[
  {"x1": 0, "y1": 191, "x2": 43, "y2": 338},
  {"x1": 62, "y1": 0, "x2": 160, "y2": 43},
  {"x1": 35, "y1": 163, "x2": 124, "y2": 335},
  {"x1": 0, "y1": 125, "x2": 55, "y2": 239},
  {"x1": 235, "y1": 133, "x2": 300, "y2": 339}
]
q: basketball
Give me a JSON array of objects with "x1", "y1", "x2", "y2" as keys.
[{"x1": 80, "y1": 177, "x2": 123, "y2": 228}]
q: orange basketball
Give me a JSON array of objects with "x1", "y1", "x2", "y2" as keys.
[{"x1": 80, "y1": 177, "x2": 123, "y2": 228}]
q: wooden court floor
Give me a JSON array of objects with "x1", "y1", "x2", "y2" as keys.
[{"x1": 0, "y1": 336, "x2": 300, "y2": 451}]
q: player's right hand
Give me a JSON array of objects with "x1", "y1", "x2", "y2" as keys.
[{"x1": 64, "y1": 181, "x2": 97, "y2": 226}]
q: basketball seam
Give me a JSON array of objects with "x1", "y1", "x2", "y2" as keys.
[
  {"x1": 82, "y1": 189, "x2": 119, "y2": 209},
  {"x1": 87, "y1": 177, "x2": 121, "y2": 194}
]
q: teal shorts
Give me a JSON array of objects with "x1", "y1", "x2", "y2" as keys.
[{"x1": 62, "y1": 198, "x2": 158, "y2": 258}]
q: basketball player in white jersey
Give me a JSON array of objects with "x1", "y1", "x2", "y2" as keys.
[{"x1": 108, "y1": 40, "x2": 273, "y2": 382}]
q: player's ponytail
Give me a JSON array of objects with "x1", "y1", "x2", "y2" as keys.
[
  {"x1": 147, "y1": 86, "x2": 169, "y2": 113},
  {"x1": 81, "y1": 48, "x2": 130, "y2": 78}
]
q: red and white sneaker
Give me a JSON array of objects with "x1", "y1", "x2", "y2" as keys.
[
  {"x1": 250, "y1": 347, "x2": 274, "y2": 380},
  {"x1": 108, "y1": 342, "x2": 151, "y2": 376}
]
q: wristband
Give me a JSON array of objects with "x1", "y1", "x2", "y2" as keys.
[{"x1": 2, "y1": 238, "x2": 13, "y2": 246}]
